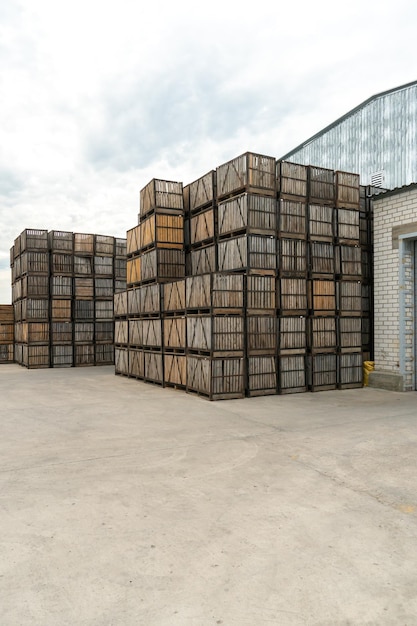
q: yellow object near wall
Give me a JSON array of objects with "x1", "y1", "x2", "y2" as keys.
[{"x1": 363, "y1": 361, "x2": 375, "y2": 386}]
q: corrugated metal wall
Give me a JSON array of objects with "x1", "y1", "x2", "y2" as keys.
[{"x1": 283, "y1": 83, "x2": 417, "y2": 189}]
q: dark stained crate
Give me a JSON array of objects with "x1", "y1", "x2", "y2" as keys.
[
  {"x1": 21, "y1": 299, "x2": 49, "y2": 321},
  {"x1": 164, "y1": 353, "x2": 186, "y2": 388},
  {"x1": 73, "y1": 299, "x2": 94, "y2": 321},
  {"x1": 20, "y1": 229, "x2": 48, "y2": 252},
  {"x1": 51, "y1": 253, "x2": 73, "y2": 275},
  {"x1": 335, "y1": 171, "x2": 360, "y2": 209},
  {"x1": 188, "y1": 170, "x2": 216, "y2": 213},
  {"x1": 277, "y1": 161, "x2": 308, "y2": 198},
  {"x1": 140, "y1": 179, "x2": 184, "y2": 218},
  {"x1": 186, "y1": 355, "x2": 245, "y2": 400},
  {"x1": 361, "y1": 248, "x2": 372, "y2": 281},
  {"x1": 74, "y1": 233, "x2": 94, "y2": 255},
  {"x1": 246, "y1": 316, "x2": 277, "y2": 355},
  {"x1": 140, "y1": 248, "x2": 185, "y2": 283},
  {"x1": 362, "y1": 317, "x2": 372, "y2": 351},
  {"x1": 114, "y1": 280, "x2": 127, "y2": 294},
  {"x1": 186, "y1": 273, "x2": 244, "y2": 312},
  {"x1": 95, "y1": 343, "x2": 114, "y2": 365},
  {"x1": 74, "y1": 277, "x2": 94, "y2": 299},
  {"x1": 0, "y1": 323, "x2": 14, "y2": 343},
  {"x1": 94, "y1": 256, "x2": 114, "y2": 276},
  {"x1": 95, "y1": 300, "x2": 113, "y2": 320},
  {"x1": 128, "y1": 348, "x2": 145, "y2": 378},
  {"x1": 337, "y1": 245, "x2": 362, "y2": 277},
  {"x1": 246, "y1": 274, "x2": 276, "y2": 313},
  {"x1": 163, "y1": 316, "x2": 186, "y2": 350},
  {"x1": 309, "y1": 317, "x2": 337, "y2": 352},
  {"x1": 308, "y1": 166, "x2": 335, "y2": 204},
  {"x1": 48, "y1": 231, "x2": 74, "y2": 252},
  {"x1": 190, "y1": 207, "x2": 216, "y2": 245},
  {"x1": 144, "y1": 350, "x2": 164, "y2": 383},
  {"x1": 127, "y1": 225, "x2": 141, "y2": 256},
  {"x1": 247, "y1": 356, "x2": 277, "y2": 396},
  {"x1": 0, "y1": 344, "x2": 14, "y2": 363},
  {"x1": 338, "y1": 317, "x2": 362, "y2": 351},
  {"x1": 361, "y1": 282, "x2": 371, "y2": 316},
  {"x1": 188, "y1": 243, "x2": 217, "y2": 275},
  {"x1": 278, "y1": 317, "x2": 307, "y2": 353},
  {"x1": 95, "y1": 235, "x2": 115, "y2": 256},
  {"x1": 278, "y1": 277, "x2": 308, "y2": 314},
  {"x1": 95, "y1": 321, "x2": 114, "y2": 343},
  {"x1": 74, "y1": 322, "x2": 94, "y2": 343},
  {"x1": 140, "y1": 212, "x2": 184, "y2": 251},
  {"x1": 114, "y1": 291, "x2": 128, "y2": 318},
  {"x1": 279, "y1": 238, "x2": 307, "y2": 275},
  {"x1": 21, "y1": 275, "x2": 49, "y2": 299},
  {"x1": 51, "y1": 322, "x2": 73, "y2": 344},
  {"x1": 278, "y1": 354, "x2": 307, "y2": 394},
  {"x1": 14, "y1": 343, "x2": 23, "y2": 364},
  {"x1": 308, "y1": 353, "x2": 337, "y2": 391},
  {"x1": 308, "y1": 204, "x2": 335, "y2": 241},
  {"x1": 74, "y1": 255, "x2": 93, "y2": 276},
  {"x1": 337, "y1": 280, "x2": 362, "y2": 316},
  {"x1": 218, "y1": 193, "x2": 277, "y2": 237},
  {"x1": 74, "y1": 344, "x2": 95, "y2": 366},
  {"x1": 336, "y1": 208, "x2": 360, "y2": 243},
  {"x1": 114, "y1": 258, "x2": 127, "y2": 280},
  {"x1": 218, "y1": 234, "x2": 276, "y2": 273},
  {"x1": 20, "y1": 251, "x2": 49, "y2": 275},
  {"x1": 115, "y1": 238, "x2": 127, "y2": 258},
  {"x1": 22, "y1": 344, "x2": 50, "y2": 369},
  {"x1": 216, "y1": 152, "x2": 276, "y2": 200},
  {"x1": 278, "y1": 199, "x2": 307, "y2": 238},
  {"x1": 126, "y1": 256, "x2": 141, "y2": 286},
  {"x1": 187, "y1": 315, "x2": 244, "y2": 356},
  {"x1": 115, "y1": 320, "x2": 128, "y2": 345},
  {"x1": 50, "y1": 276, "x2": 73, "y2": 298},
  {"x1": 309, "y1": 279, "x2": 336, "y2": 315},
  {"x1": 338, "y1": 351, "x2": 363, "y2": 389},
  {"x1": 115, "y1": 347, "x2": 129, "y2": 375},
  {"x1": 51, "y1": 299, "x2": 72, "y2": 321},
  {"x1": 163, "y1": 279, "x2": 186, "y2": 313},
  {"x1": 51, "y1": 345, "x2": 73, "y2": 368},
  {"x1": 95, "y1": 278, "x2": 114, "y2": 299},
  {"x1": 309, "y1": 241, "x2": 335, "y2": 276}
]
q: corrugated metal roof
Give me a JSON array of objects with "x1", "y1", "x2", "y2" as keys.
[{"x1": 371, "y1": 182, "x2": 417, "y2": 201}]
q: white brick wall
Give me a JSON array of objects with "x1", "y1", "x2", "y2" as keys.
[{"x1": 373, "y1": 186, "x2": 417, "y2": 389}]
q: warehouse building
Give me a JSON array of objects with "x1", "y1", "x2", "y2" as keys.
[{"x1": 282, "y1": 80, "x2": 417, "y2": 190}]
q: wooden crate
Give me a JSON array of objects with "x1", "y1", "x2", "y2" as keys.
[
  {"x1": 127, "y1": 225, "x2": 141, "y2": 256},
  {"x1": 217, "y1": 234, "x2": 276, "y2": 273},
  {"x1": 140, "y1": 248, "x2": 185, "y2": 283},
  {"x1": 95, "y1": 278, "x2": 114, "y2": 299},
  {"x1": 95, "y1": 300, "x2": 113, "y2": 320},
  {"x1": 128, "y1": 348, "x2": 145, "y2": 378},
  {"x1": 50, "y1": 276, "x2": 73, "y2": 298},
  {"x1": 0, "y1": 344, "x2": 14, "y2": 363},
  {"x1": 114, "y1": 291, "x2": 128, "y2": 318},
  {"x1": 163, "y1": 279, "x2": 186, "y2": 314},
  {"x1": 74, "y1": 344, "x2": 95, "y2": 366},
  {"x1": 0, "y1": 305, "x2": 14, "y2": 323},
  {"x1": 74, "y1": 255, "x2": 93, "y2": 276},
  {"x1": 308, "y1": 353, "x2": 337, "y2": 391},
  {"x1": 336, "y1": 208, "x2": 360, "y2": 243},
  {"x1": 48, "y1": 230, "x2": 74, "y2": 252},
  {"x1": 74, "y1": 322, "x2": 94, "y2": 343},
  {"x1": 278, "y1": 354, "x2": 307, "y2": 394},
  {"x1": 278, "y1": 199, "x2": 307, "y2": 238},
  {"x1": 115, "y1": 238, "x2": 127, "y2": 258},
  {"x1": 140, "y1": 318, "x2": 162, "y2": 348},
  {"x1": 308, "y1": 204, "x2": 335, "y2": 241},
  {"x1": 20, "y1": 251, "x2": 49, "y2": 275},
  {"x1": 114, "y1": 258, "x2": 127, "y2": 280},
  {"x1": 20, "y1": 229, "x2": 48, "y2": 252},
  {"x1": 187, "y1": 315, "x2": 244, "y2": 356},
  {"x1": 337, "y1": 280, "x2": 362, "y2": 316},
  {"x1": 164, "y1": 353, "x2": 186, "y2": 387},
  {"x1": 21, "y1": 299, "x2": 49, "y2": 321},
  {"x1": 22, "y1": 344, "x2": 50, "y2": 369},
  {"x1": 218, "y1": 193, "x2": 277, "y2": 236},
  {"x1": 74, "y1": 233, "x2": 94, "y2": 255},
  {"x1": 51, "y1": 345, "x2": 73, "y2": 368},
  {"x1": 140, "y1": 212, "x2": 184, "y2": 251},
  {"x1": 144, "y1": 350, "x2": 164, "y2": 383},
  {"x1": 74, "y1": 277, "x2": 94, "y2": 299},
  {"x1": 338, "y1": 317, "x2": 362, "y2": 351},
  {"x1": 127, "y1": 256, "x2": 141, "y2": 286},
  {"x1": 335, "y1": 171, "x2": 360, "y2": 209},
  {"x1": 51, "y1": 253, "x2": 73, "y2": 275},
  {"x1": 94, "y1": 256, "x2": 114, "y2": 276},
  {"x1": 115, "y1": 347, "x2": 129, "y2": 375},
  {"x1": 163, "y1": 317, "x2": 186, "y2": 350},
  {"x1": 51, "y1": 322, "x2": 73, "y2": 344},
  {"x1": 129, "y1": 319, "x2": 142, "y2": 346},
  {"x1": 73, "y1": 300, "x2": 94, "y2": 321},
  {"x1": 115, "y1": 320, "x2": 128, "y2": 345},
  {"x1": 246, "y1": 274, "x2": 276, "y2": 313},
  {"x1": 140, "y1": 179, "x2": 184, "y2": 218},
  {"x1": 309, "y1": 241, "x2": 335, "y2": 276},
  {"x1": 308, "y1": 166, "x2": 335, "y2": 204},
  {"x1": 277, "y1": 161, "x2": 308, "y2": 198},
  {"x1": 0, "y1": 323, "x2": 14, "y2": 343},
  {"x1": 13, "y1": 301, "x2": 22, "y2": 323},
  {"x1": 188, "y1": 243, "x2": 217, "y2": 275},
  {"x1": 279, "y1": 277, "x2": 308, "y2": 314},
  {"x1": 51, "y1": 299, "x2": 72, "y2": 321},
  {"x1": 338, "y1": 351, "x2": 363, "y2": 389},
  {"x1": 279, "y1": 238, "x2": 307, "y2": 275},
  {"x1": 188, "y1": 170, "x2": 216, "y2": 213},
  {"x1": 217, "y1": 152, "x2": 276, "y2": 200},
  {"x1": 190, "y1": 207, "x2": 216, "y2": 245},
  {"x1": 278, "y1": 317, "x2": 307, "y2": 353},
  {"x1": 16, "y1": 322, "x2": 50, "y2": 344},
  {"x1": 309, "y1": 317, "x2": 337, "y2": 352},
  {"x1": 337, "y1": 245, "x2": 362, "y2": 278},
  {"x1": 247, "y1": 356, "x2": 277, "y2": 396},
  {"x1": 186, "y1": 273, "x2": 244, "y2": 312},
  {"x1": 186, "y1": 355, "x2": 245, "y2": 400},
  {"x1": 309, "y1": 279, "x2": 336, "y2": 315},
  {"x1": 246, "y1": 316, "x2": 277, "y2": 355},
  {"x1": 95, "y1": 321, "x2": 114, "y2": 343},
  {"x1": 140, "y1": 283, "x2": 161, "y2": 316},
  {"x1": 127, "y1": 287, "x2": 141, "y2": 317},
  {"x1": 95, "y1": 235, "x2": 115, "y2": 256},
  {"x1": 14, "y1": 343, "x2": 23, "y2": 364},
  {"x1": 95, "y1": 344, "x2": 114, "y2": 365}
]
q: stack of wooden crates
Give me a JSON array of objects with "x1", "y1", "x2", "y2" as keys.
[
  {"x1": 10, "y1": 229, "x2": 126, "y2": 368},
  {"x1": 115, "y1": 152, "x2": 371, "y2": 399},
  {"x1": 0, "y1": 305, "x2": 14, "y2": 363}
]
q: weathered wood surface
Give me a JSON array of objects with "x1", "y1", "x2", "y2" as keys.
[
  {"x1": 277, "y1": 161, "x2": 308, "y2": 198},
  {"x1": 74, "y1": 343, "x2": 95, "y2": 366},
  {"x1": 51, "y1": 322, "x2": 73, "y2": 344},
  {"x1": 218, "y1": 234, "x2": 276, "y2": 272},
  {"x1": 128, "y1": 348, "x2": 145, "y2": 378},
  {"x1": 337, "y1": 245, "x2": 362, "y2": 277},
  {"x1": 338, "y1": 280, "x2": 362, "y2": 315},
  {"x1": 22, "y1": 344, "x2": 50, "y2": 368},
  {"x1": 217, "y1": 152, "x2": 276, "y2": 199},
  {"x1": 95, "y1": 300, "x2": 113, "y2": 320},
  {"x1": 140, "y1": 248, "x2": 185, "y2": 283},
  {"x1": 188, "y1": 244, "x2": 217, "y2": 275},
  {"x1": 186, "y1": 273, "x2": 244, "y2": 311},
  {"x1": 246, "y1": 274, "x2": 276, "y2": 312},
  {"x1": 95, "y1": 235, "x2": 115, "y2": 256},
  {"x1": 278, "y1": 354, "x2": 307, "y2": 393},
  {"x1": 186, "y1": 355, "x2": 245, "y2": 399},
  {"x1": 74, "y1": 255, "x2": 93, "y2": 276},
  {"x1": 163, "y1": 279, "x2": 186, "y2": 313},
  {"x1": 73, "y1": 299, "x2": 94, "y2": 320},
  {"x1": 336, "y1": 208, "x2": 360, "y2": 243},
  {"x1": 164, "y1": 353, "x2": 186, "y2": 387},
  {"x1": 309, "y1": 279, "x2": 336, "y2": 315},
  {"x1": 140, "y1": 179, "x2": 184, "y2": 217},
  {"x1": 51, "y1": 299, "x2": 72, "y2": 321},
  {"x1": 95, "y1": 344, "x2": 114, "y2": 365},
  {"x1": 188, "y1": 170, "x2": 216, "y2": 212},
  {"x1": 278, "y1": 199, "x2": 307, "y2": 238},
  {"x1": 279, "y1": 238, "x2": 307, "y2": 275},
  {"x1": 115, "y1": 320, "x2": 128, "y2": 345},
  {"x1": 163, "y1": 316, "x2": 186, "y2": 349},
  {"x1": 247, "y1": 356, "x2": 277, "y2": 395},
  {"x1": 335, "y1": 171, "x2": 360, "y2": 208},
  {"x1": 338, "y1": 352, "x2": 363, "y2": 388},
  {"x1": 95, "y1": 278, "x2": 114, "y2": 299},
  {"x1": 94, "y1": 256, "x2": 114, "y2": 276},
  {"x1": 74, "y1": 233, "x2": 94, "y2": 255},
  {"x1": 20, "y1": 229, "x2": 48, "y2": 252},
  {"x1": 51, "y1": 345, "x2": 73, "y2": 367},
  {"x1": 218, "y1": 193, "x2": 276, "y2": 236},
  {"x1": 144, "y1": 350, "x2": 164, "y2": 382},
  {"x1": 308, "y1": 204, "x2": 334, "y2": 240},
  {"x1": 246, "y1": 316, "x2": 277, "y2": 355},
  {"x1": 278, "y1": 317, "x2": 307, "y2": 352},
  {"x1": 140, "y1": 213, "x2": 184, "y2": 250},
  {"x1": 115, "y1": 347, "x2": 129, "y2": 375},
  {"x1": 20, "y1": 252, "x2": 49, "y2": 275},
  {"x1": 74, "y1": 322, "x2": 94, "y2": 343},
  {"x1": 308, "y1": 166, "x2": 335, "y2": 204},
  {"x1": 309, "y1": 317, "x2": 337, "y2": 351},
  {"x1": 338, "y1": 317, "x2": 362, "y2": 349},
  {"x1": 50, "y1": 276, "x2": 73, "y2": 298},
  {"x1": 74, "y1": 277, "x2": 94, "y2": 299},
  {"x1": 279, "y1": 277, "x2": 307, "y2": 313},
  {"x1": 187, "y1": 315, "x2": 244, "y2": 356},
  {"x1": 309, "y1": 353, "x2": 337, "y2": 391},
  {"x1": 48, "y1": 231, "x2": 74, "y2": 252},
  {"x1": 309, "y1": 241, "x2": 335, "y2": 275},
  {"x1": 190, "y1": 208, "x2": 215, "y2": 245}
]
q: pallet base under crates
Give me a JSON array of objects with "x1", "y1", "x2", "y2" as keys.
[{"x1": 186, "y1": 387, "x2": 245, "y2": 401}]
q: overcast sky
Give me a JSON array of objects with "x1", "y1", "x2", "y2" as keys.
[{"x1": 1, "y1": 0, "x2": 416, "y2": 302}]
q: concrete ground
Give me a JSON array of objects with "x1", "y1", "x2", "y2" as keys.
[{"x1": 1, "y1": 365, "x2": 416, "y2": 626}]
